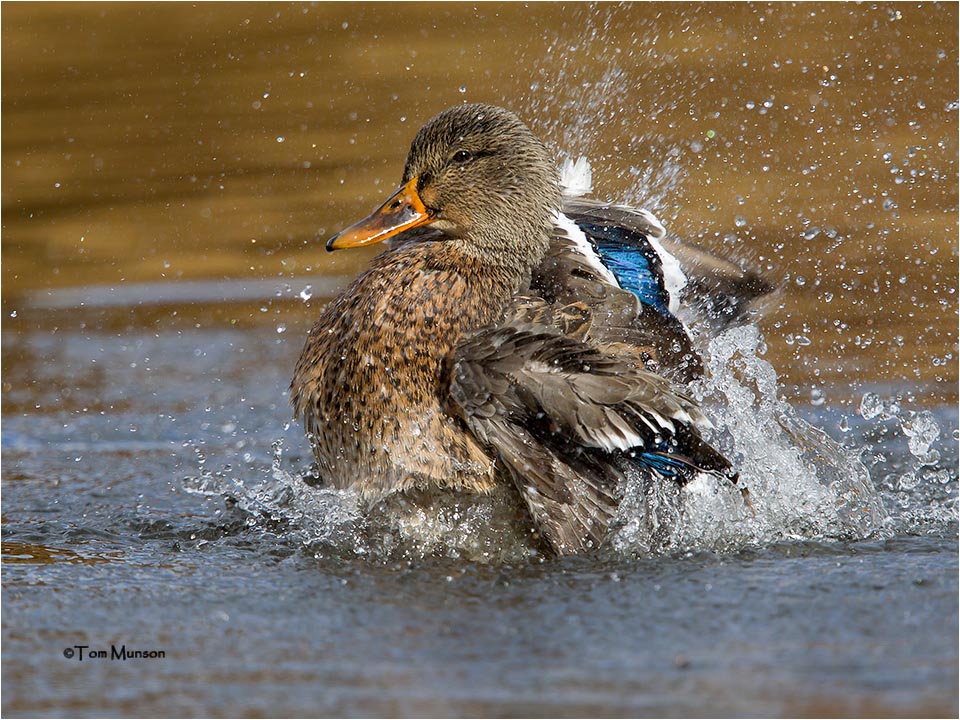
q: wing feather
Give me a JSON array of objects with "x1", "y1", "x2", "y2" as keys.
[{"x1": 448, "y1": 318, "x2": 732, "y2": 554}]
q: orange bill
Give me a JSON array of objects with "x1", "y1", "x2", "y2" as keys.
[{"x1": 326, "y1": 177, "x2": 433, "y2": 251}]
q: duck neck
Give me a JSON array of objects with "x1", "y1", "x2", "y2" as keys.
[
  {"x1": 436, "y1": 243, "x2": 532, "y2": 327},
  {"x1": 450, "y1": 214, "x2": 554, "y2": 287}
]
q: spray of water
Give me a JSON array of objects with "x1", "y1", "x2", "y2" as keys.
[
  {"x1": 517, "y1": 4, "x2": 689, "y2": 216},
  {"x1": 857, "y1": 393, "x2": 956, "y2": 532},
  {"x1": 183, "y1": 441, "x2": 363, "y2": 555}
]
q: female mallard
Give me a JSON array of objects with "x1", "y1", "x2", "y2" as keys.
[{"x1": 291, "y1": 103, "x2": 766, "y2": 555}]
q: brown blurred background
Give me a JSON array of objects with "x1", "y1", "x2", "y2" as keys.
[{"x1": 2, "y1": 2, "x2": 957, "y2": 403}]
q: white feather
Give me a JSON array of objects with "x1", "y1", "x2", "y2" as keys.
[
  {"x1": 552, "y1": 210, "x2": 619, "y2": 287},
  {"x1": 559, "y1": 156, "x2": 593, "y2": 197},
  {"x1": 588, "y1": 423, "x2": 643, "y2": 453},
  {"x1": 644, "y1": 409, "x2": 677, "y2": 434},
  {"x1": 627, "y1": 207, "x2": 667, "y2": 240},
  {"x1": 647, "y1": 235, "x2": 686, "y2": 315}
]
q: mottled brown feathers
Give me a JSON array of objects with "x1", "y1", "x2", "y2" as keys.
[{"x1": 291, "y1": 241, "x2": 511, "y2": 499}]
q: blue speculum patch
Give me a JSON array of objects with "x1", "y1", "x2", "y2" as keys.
[{"x1": 576, "y1": 221, "x2": 672, "y2": 316}]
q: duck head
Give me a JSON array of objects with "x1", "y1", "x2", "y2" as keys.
[{"x1": 327, "y1": 103, "x2": 560, "y2": 270}]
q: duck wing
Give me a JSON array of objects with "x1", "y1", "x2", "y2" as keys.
[
  {"x1": 536, "y1": 212, "x2": 702, "y2": 384},
  {"x1": 447, "y1": 313, "x2": 735, "y2": 554},
  {"x1": 561, "y1": 196, "x2": 775, "y2": 331}
]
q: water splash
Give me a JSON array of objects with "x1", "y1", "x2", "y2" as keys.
[
  {"x1": 861, "y1": 394, "x2": 943, "y2": 467},
  {"x1": 610, "y1": 324, "x2": 887, "y2": 556},
  {"x1": 517, "y1": 4, "x2": 687, "y2": 216},
  {"x1": 182, "y1": 442, "x2": 541, "y2": 563},
  {"x1": 856, "y1": 392, "x2": 956, "y2": 532},
  {"x1": 700, "y1": 326, "x2": 886, "y2": 539},
  {"x1": 182, "y1": 441, "x2": 363, "y2": 555}
]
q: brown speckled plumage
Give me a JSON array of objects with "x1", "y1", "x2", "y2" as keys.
[
  {"x1": 291, "y1": 104, "x2": 752, "y2": 555},
  {"x1": 291, "y1": 241, "x2": 514, "y2": 499}
]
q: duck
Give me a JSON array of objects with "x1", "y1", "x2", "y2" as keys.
[{"x1": 291, "y1": 103, "x2": 769, "y2": 555}]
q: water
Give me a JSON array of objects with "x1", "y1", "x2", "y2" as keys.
[
  {"x1": 3, "y1": 4, "x2": 957, "y2": 717},
  {"x1": 3, "y1": 294, "x2": 956, "y2": 716}
]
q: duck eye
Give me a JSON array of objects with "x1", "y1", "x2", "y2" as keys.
[{"x1": 450, "y1": 149, "x2": 473, "y2": 165}]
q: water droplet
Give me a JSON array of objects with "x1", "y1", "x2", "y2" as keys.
[
  {"x1": 898, "y1": 471, "x2": 921, "y2": 490},
  {"x1": 458, "y1": 85, "x2": 467, "y2": 94},
  {"x1": 860, "y1": 392, "x2": 884, "y2": 420},
  {"x1": 276, "y1": 324, "x2": 286, "y2": 334},
  {"x1": 901, "y1": 410, "x2": 940, "y2": 463},
  {"x1": 925, "y1": 468, "x2": 952, "y2": 485}
]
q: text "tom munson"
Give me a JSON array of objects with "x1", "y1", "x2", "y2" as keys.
[{"x1": 63, "y1": 645, "x2": 165, "y2": 661}]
